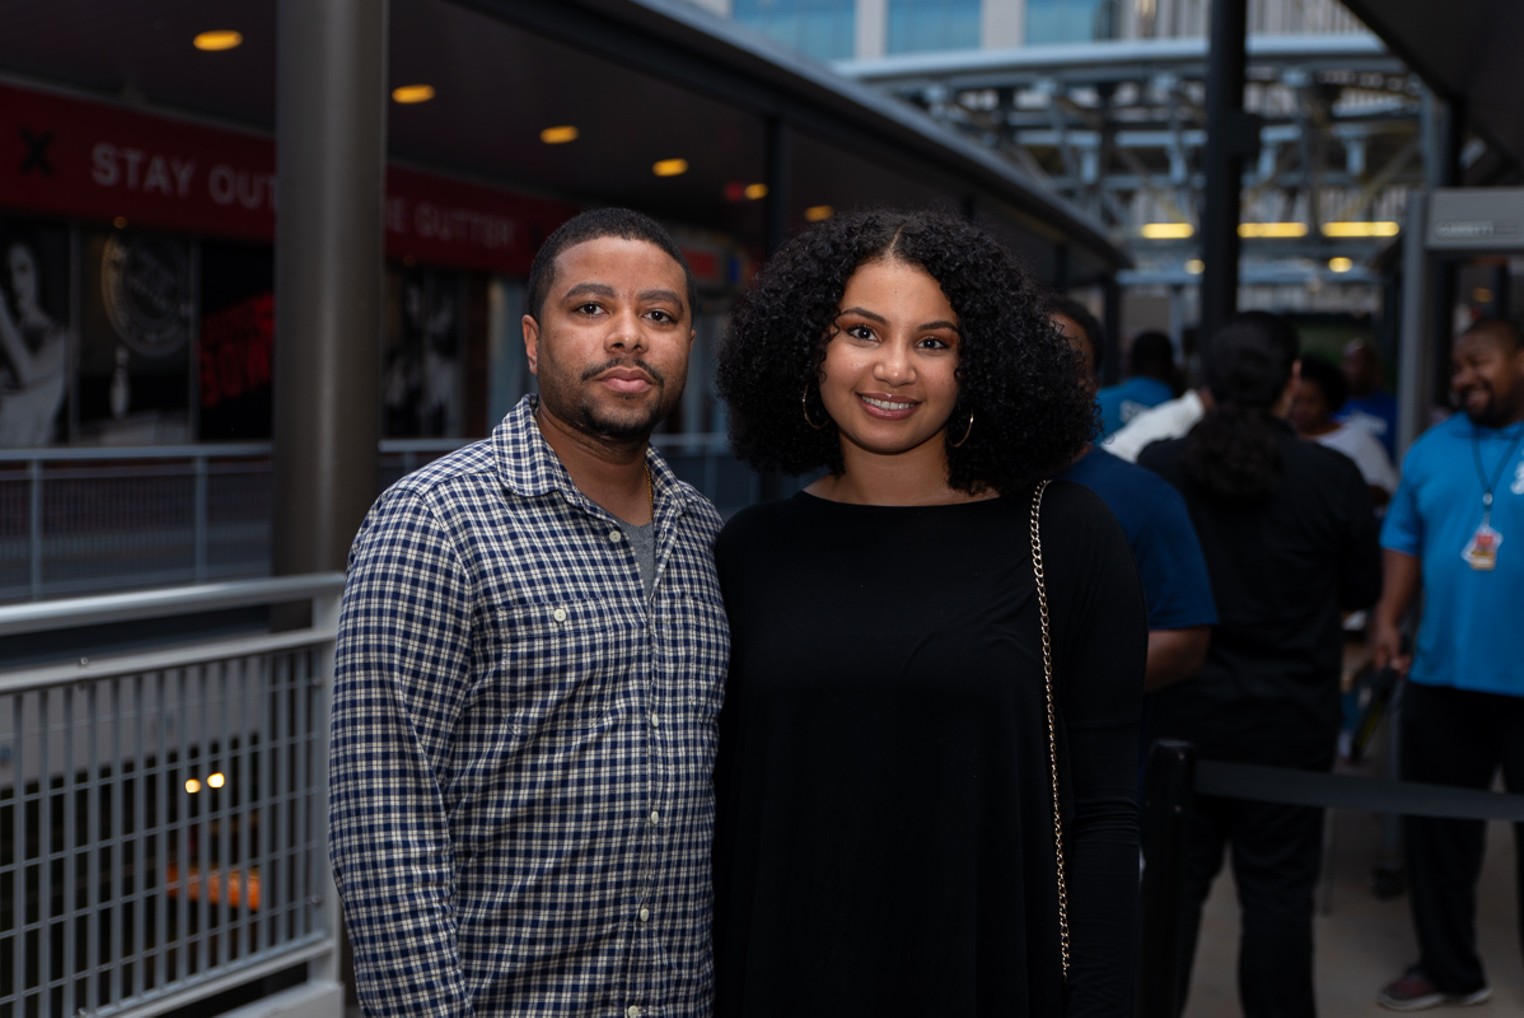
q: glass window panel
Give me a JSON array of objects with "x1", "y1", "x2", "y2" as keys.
[
  {"x1": 887, "y1": 0, "x2": 981, "y2": 54},
  {"x1": 1026, "y1": 0, "x2": 1120, "y2": 45},
  {"x1": 734, "y1": 0, "x2": 857, "y2": 61}
]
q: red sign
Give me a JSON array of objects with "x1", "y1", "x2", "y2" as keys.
[{"x1": 0, "y1": 82, "x2": 578, "y2": 274}]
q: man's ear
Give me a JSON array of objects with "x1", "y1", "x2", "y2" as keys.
[{"x1": 522, "y1": 314, "x2": 540, "y2": 375}]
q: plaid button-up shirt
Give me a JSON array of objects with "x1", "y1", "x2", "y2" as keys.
[{"x1": 329, "y1": 395, "x2": 730, "y2": 1017}]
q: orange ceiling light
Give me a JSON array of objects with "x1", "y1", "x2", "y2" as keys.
[
  {"x1": 193, "y1": 30, "x2": 244, "y2": 52},
  {"x1": 391, "y1": 84, "x2": 437, "y2": 105}
]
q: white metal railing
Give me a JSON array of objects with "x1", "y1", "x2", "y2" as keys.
[
  {"x1": 1, "y1": 435, "x2": 755, "y2": 605},
  {"x1": 0, "y1": 574, "x2": 345, "y2": 1017}
]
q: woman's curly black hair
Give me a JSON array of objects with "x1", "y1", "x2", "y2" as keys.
[
  {"x1": 716, "y1": 207, "x2": 1093, "y2": 497},
  {"x1": 1182, "y1": 309, "x2": 1300, "y2": 502}
]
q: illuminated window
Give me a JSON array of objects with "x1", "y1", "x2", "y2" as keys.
[
  {"x1": 733, "y1": 0, "x2": 856, "y2": 62},
  {"x1": 1026, "y1": 0, "x2": 1120, "y2": 45},
  {"x1": 888, "y1": 0, "x2": 981, "y2": 54}
]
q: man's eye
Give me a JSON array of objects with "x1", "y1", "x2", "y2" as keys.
[
  {"x1": 575, "y1": 303, "x2": 603, "y2": 315},
  {"x1": 647, "y1": 309, "x2": 675, "y2": 323}
]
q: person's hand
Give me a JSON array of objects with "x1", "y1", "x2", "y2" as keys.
[{"x1": 1370, "y1": 617, "x2": 1409, "y2": 677}]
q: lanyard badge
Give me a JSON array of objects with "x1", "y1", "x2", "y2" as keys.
[{"x1": 1466, "y1": 424, "x2": 1524, "y2": 571}]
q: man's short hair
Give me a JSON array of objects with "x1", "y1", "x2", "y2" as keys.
[
  {"x1": 1462, "y1": 316, "x2": 1524, "y2": 352},
  {"x1": 525, "y1": 207, "x2": 696, "y2": 322},
  {"x1": 1129, "y1": 330, "x2": 1176, "y2": 380}
]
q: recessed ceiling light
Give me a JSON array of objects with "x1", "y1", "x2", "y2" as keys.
[
  {"x1": 653, "y1": 158, "x2": 688, "y2": 177},
  {"x1": 193, "y1": 30, "x2": 244, "y2": 52},
  {"x1": 540, "y1": 125, "x2": 579, "y2": 144},
  {"x1": 391, "y1": 84, "x2": 436, "y2": 105},
  {"x1": 1140, "y1": 222, "x2": 1194, "y2": 239},
  {"x1": 805, "y1": 205, "x2": 833, "y2": 222}
]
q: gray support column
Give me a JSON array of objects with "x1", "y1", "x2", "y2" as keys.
[
  {"x1": 1396, "y1": 191, "x2": 1430, "y2": 457},
  {"x1": 1199, "y1": 0, "x2": 1249, "y2": 339},
  {"x1": 273, "y1": 0, "x2": 388, "y2": 577},
  {"x1": 1422, "y1": 90, "x2": 1464, "y2": 414}
]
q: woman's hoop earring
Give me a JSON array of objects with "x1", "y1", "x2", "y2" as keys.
[
  {"x1": 802, "y1": 386, "x2": 830, "y2": 431},
  {"x1": 948, "y1": 411, "x2": 975, "y2": 448}
]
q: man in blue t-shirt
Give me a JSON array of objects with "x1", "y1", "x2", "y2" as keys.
[
  {"x1": 1372, "y1": 318, "x2": 1524, "y2": 1012},
  {"x1": 1096, "y1": 329, "x2": 1179, "y2": 439},
  {"x1": 1050, "y1": 300, "x2": 1217, "y2": 691},
  {"x1": 1338, "y1": 338, "x2": 1400, "y2": 460}
]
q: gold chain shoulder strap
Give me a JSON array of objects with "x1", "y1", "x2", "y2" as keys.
[{"x1": 1028, "y1": 478, "x2": 1070, "y2": 980}]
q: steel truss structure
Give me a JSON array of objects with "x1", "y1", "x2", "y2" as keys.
[{"x1": 840, "y1": 34, "x2": 1439, "y2": 287}]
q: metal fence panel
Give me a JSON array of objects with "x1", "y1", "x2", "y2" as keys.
[{"x1": 0, "y1": 577, "x2": 342, "y2": 1016}]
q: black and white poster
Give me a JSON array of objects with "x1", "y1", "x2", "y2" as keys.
[
  {"x1": 382, "y1": 265, "x2": 463, "y2": 438},
  {"x1": 77, "y1": 228, "x2": 194, "y2": 444},
  {"x1": 0, "y1": 218, "x2": 72, "y2": 447}
]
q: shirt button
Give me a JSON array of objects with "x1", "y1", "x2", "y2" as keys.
[
  {"x1": 552, "y1": 608, "x2": 567, "y2": 623},
  {"x1": 608, "y1": 529, "x2": 623, "y2": 543},
  {"x1": 649, "y1": 713, "x2": 660, "y2": 728},
  {"x1": 638, "y1": 907, "x2": 651, "y2": 922},
  {"x1": 650, "y1": 810, "x2": 660, "y2": 824},
  {"x1": 626, "y1": 1007, "x2": 643, "y2": 1018}
]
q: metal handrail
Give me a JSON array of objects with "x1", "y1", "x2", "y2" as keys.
[{"x1": 0, "y1": 572, "x2": 347, "y2": 636}]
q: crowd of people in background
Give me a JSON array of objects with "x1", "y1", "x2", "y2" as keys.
[{"x1": 328, "y1": 205, "x2": 1524, "y2": 1018}]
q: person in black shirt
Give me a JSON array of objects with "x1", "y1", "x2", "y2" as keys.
[
  {"x1": 1138, "y1": 311, "x2": 1383, "y2": 1017},
  {"x1": 713, "y1": 208, "x2": 1147, "y2": 1016}
]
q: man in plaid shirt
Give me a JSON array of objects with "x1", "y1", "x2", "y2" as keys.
[{"x1": 329, "y1": 208, "x2": 730, "y2": 1016}]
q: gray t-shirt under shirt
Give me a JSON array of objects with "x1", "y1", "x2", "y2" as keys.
[{"x1": 617, "y1": 518, "x2": 657, "y2": 597}]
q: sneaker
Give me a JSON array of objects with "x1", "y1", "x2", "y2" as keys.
[{"x1": 1377, "y1": 967, "x2": 1491, "y2": 1011}]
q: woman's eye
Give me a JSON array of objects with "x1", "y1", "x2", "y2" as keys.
[{"x1": 845, "y1": 325, "x2": 876, "y2": 341}]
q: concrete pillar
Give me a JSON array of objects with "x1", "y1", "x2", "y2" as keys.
[
  {"x1": 273, "y1": 0, "x2": 388, "y2": 577},
  {"x1": 857, "y1": 0, "x2": 888, "y2": 59},
  {"x1": 983, "y1": 0, "x2": 1025, "y2": 48}
]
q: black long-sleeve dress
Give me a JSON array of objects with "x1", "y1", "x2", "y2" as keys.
[{"x1": 712, "y1": 483, "x2": 1147, "y2": 1016}]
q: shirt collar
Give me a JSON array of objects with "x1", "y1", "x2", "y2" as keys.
[{"x1": 491, "y1": 393, "x2": 694, "y2": 514}]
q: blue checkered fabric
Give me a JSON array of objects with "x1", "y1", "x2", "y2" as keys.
[{"x1": 329, "y1": 395, "x2": 729, "y2": 1017}]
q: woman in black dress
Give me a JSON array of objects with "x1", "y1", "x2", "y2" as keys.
[{"x1": 712, "y1": 208, "x2": 1147, "y2": 1015}]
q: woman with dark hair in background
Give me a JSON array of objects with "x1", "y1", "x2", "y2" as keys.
[
  {"x1": 1291, "y1": 352, "x2": 1398, "y2": 506},
  {"x1": 712, "y1": 207, "x2": 1146, "y2": 1016},
  {"x1": 1138, "y1": 310, "x2": 1383, "y2": 1017},
  {"x1": 0, "y1": 236, "x2": 68, "y2": 446}
]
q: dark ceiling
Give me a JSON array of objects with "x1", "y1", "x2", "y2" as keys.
[
  {"x1": 1338, "y1": 0, "x2": 1524, "y2": 181},
  {"x1": 0, "y1": 0, "x2": 1127, "y2": 283}
]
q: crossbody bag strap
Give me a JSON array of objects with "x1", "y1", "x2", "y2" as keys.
[{"x1": 1029, "y1": 477, "x2": 1070, "y2": 981}]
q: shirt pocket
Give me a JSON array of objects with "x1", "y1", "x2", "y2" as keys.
[
  {"x1": 495, "y1": 600, "x2": 633, "y2": 736},
  {"x1": 666, "y1": 592, "x2": 730, "y2": 721}
]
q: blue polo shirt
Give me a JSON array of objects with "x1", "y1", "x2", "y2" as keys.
[
  {"x1": 1096, "y1": 376, "x2": 1175, "y2": 439},
  {"x1": 1060, "y1": 446, "x2": 1217, "y2": 632},
  {"x1": 1381, "y1": 413, "x2": 1524, "y2": 695}
]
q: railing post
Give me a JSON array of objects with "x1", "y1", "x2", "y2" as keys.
[
  {"x1": 29, "y1": 459, "x2": 43, "y2": 600},
  {"x1": 1139, "y1": 738, "x2": 1197, "y2": 1018},
  {"x1": 194, "y1": 454, "x2": 209, "y2": 582},
  {"x1": 310, "y1": 584, "x2": 342, "y2": 986}
]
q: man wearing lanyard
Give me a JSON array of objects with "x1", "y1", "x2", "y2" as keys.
[{"x1": 1373, "y1": 317, "x2": 1524, "y2": 1011}]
